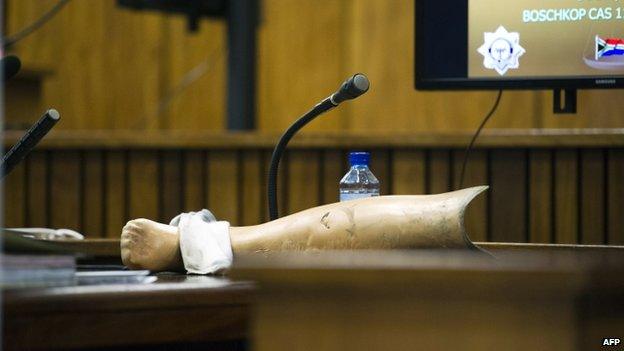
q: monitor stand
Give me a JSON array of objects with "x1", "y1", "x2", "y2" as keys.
[{"x1": 553, "y1": 89, "x2": 577, "y2": 114}]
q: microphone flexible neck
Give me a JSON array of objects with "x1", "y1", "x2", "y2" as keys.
[
  {"x1": 267, "y1": 98, "x2": 334, "y2": 220},
  {"x1": 267, "y1": 73, "x2": 369, "y2": 220}
]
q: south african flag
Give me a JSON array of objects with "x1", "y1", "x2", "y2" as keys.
[{"x1": 596, "y1": 35, "x2": 624, "y2": 60}]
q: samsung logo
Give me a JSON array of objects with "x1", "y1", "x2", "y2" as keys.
[{"x1": 595, "y1": 79, "x2": 616, "y2": 85}]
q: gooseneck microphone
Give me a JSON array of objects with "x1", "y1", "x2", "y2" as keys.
[
  {"x1": 1, "y1": 109, "x2": 60, "y2": 179},
  {"x1": 267, "y1": 73, "x2": 370, "y2": 220}
]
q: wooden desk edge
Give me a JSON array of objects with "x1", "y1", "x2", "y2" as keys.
[{"x1": 4, "y1": 129, "x2": 624, "y2": 148}]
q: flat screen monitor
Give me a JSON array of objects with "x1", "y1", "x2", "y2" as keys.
[{"x1": 415, "y1": 0, "x2": 624, "y2": 90}]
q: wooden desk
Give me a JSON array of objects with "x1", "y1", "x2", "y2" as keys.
[
  {"x1": 4, "y1": 243, "x2": 624, "y2": 350},
  {"x1": 3, "y1": 274, "x2": 254, "y2": 350},
  {"x1": 232, "y1": 250, "x2": 624, "y2": 351}
]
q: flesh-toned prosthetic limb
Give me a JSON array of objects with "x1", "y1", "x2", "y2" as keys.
[{"x1": 121, "y1": 186, "x2": 487, "y2": 273}]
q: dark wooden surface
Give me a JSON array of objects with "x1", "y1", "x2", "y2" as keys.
[
  {"x1": 232, "y1": 250, "x2": 624, "y2": 351},
  {"x1": 4, "y1": 243, "x2": 624, "y2": 350},
  {"x1": 3, "y1": 275, "x2": 254, "y2": 351}
]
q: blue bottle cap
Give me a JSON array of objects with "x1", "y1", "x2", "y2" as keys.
[{"x1": 349, "y1": 152, "x2": 370, "y2": 166}]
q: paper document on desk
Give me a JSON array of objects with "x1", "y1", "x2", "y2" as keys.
[
  {"x1": 1, "y1": 229, "x2": 84, "y2": 255},
  {"x1": 7, "y1": 227, "x2": 84, "y2": 240}
]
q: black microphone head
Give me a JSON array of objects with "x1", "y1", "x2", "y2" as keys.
[
  {"x1": 2, "y1": 55, "x2": 21, "y2": 82},
  {"x1": 331, "y1": 73, "x2": 370, "y2": 105}
]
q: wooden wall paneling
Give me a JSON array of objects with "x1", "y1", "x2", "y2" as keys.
[
  {"x1": 49, "y1": 151, "x2": 81, "y2": 231},
  {"x1": 452, "y1": 150, "x2": 488, "y2": 242},
  {"x1": 277, "y1": 151, "x2": 289, "y2": 220},
  {"x1": 183, "y1": 150, "x2": 206, "y2": 212},
  {"x1": 369, "y1": 150, "x2": 391, "y2": 196},
  {"x1": 286, "y1": 150, "x2": 322, "y2": 215},
  {"x1": 160, "y1": 150, "x2": 183, "y2": 223},
  {"x1": 95, "y1": 1, "x2": 168, "y2": 129},
  {"x1": 489, "y1": 150, "x2": 527, "y2": 242},
  {"x1": 5, "y1": 0, "x2": 59, "y2": 125},
  {"x1": 106, "y1": 7, "x2": 166, "y2": 130},
  {"x1": 349, "y1": 0, "x2": 429, "y2": 132},
  {"x1": 161, "y1": 16, "x2": 226, "y2": 130},
  {"x1": 3, "y1": 160, "x2": 26, "y2": 228},
  {"x1": 104, "y1": 151, "x2": 127, "y2": 238},
  {"x1": 204, "y1": 152, "x2": 213, "y2": 218},
  {"x1": 4, "y1": 79, "x2": 44, "y2": 131},
  {"x1": 487, "y1": 91, "x2": 544, "y2": 129},
  {"x1": 127, "y1": 151, "x2": 159, "y2": 221},
  {"x1": 427, "y1": 150, "x2": 451, "y2": 195},
  {"x1": 6, "y1": 0, "x2": 624, "y2": 134},
  {"x1": 103, "y1": 2, "x2": 166, "y2": 130},
  {"x1": 5, "y1": 0, "x2": 63, "y2": 68},
  {"x1": 207, "y1": 151, "x2": 240, "y2": 224},
  {"x1": 607, "y1": 149, "x2": 624, "y2": 245},
  {"x1": 349, "y1": 0, "x2": 427, "y2": 132},
  {"x1": 256, "y1": 149, "x2": 269, "y2": 225},
  {"x1": 257, "y1": 0, "x2": 349, "y2": 132},
  {"x1": 528, "y1": 150, "x2": 553, "y2": 243},
  {"x1": 241, "y1": 150, "x2": 264, "y2": 226},
  {"x1": 56, "y1": 0, "x2": 108, "y2": 129},
  {"x1": 321, "y1": 150, "x2": 346, "y2": 205},
  {"x1": 260, "y1": 150, "x2": 272, "y2": 223},
  {"x1": 392, "y1": 149, "x2": 426, "y2": 195},
  {"x1": 258, "y1": 150, "x2": 290, "y2": 223},
  {"x1": 579, "y1": 150, "x2": 606, "y2": 244},
  {"x1": 541, "y1": 90, "x2": 624, "y2": 130},
  {"x1": 25, "y1": 152, "x2": 49, "y2": 227},
  {"x1": 7, "y1": 0, "x2": 167, "y2": 130},
  {"x1": 82, "y1": 151, "x2": 105, "y2": 238},
  {"x1": 3, "y1": 143, "x2": 623, "y2": 245},
  {"x1": 554, "y1": 150, "x2": 579, "y2": 244}
]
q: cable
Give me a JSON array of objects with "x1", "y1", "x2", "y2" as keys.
[
  {"x1": 457, "y1": 90, "x2": 503, "y2": 190},
  {"x1": 3, "y1": 0, "x2": 72, "y2": 49}
]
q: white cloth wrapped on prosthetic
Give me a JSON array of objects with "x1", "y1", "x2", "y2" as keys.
[{"x1": 169, "y1": 210, "x2": 232, "y2": 274}]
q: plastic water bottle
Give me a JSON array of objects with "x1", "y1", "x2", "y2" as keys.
[{"x1": 339, "y1": 151, "x2": 380, "y2": 201}]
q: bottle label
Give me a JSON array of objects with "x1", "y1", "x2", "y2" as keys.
[{"x1": 340, "y1": 193, "x2": 377, "y2": 202}]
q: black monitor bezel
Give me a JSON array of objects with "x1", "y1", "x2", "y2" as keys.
[{"x1": 414, "y1": 0, "x2": 624, "y2": 90}]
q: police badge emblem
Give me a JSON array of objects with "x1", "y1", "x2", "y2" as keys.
[{"x1": 478, "y1": 26, "x2": 525, "y2": 75}]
